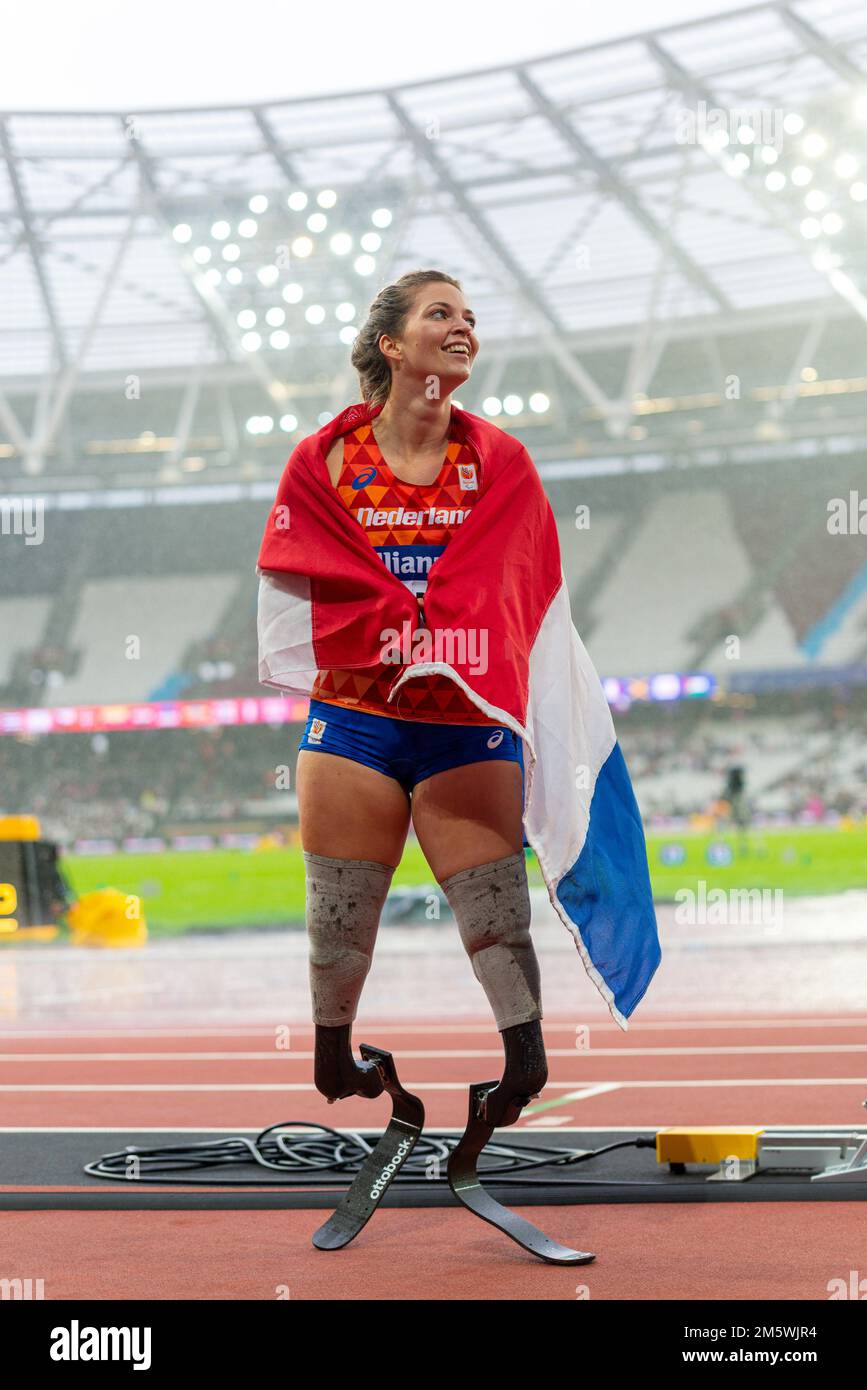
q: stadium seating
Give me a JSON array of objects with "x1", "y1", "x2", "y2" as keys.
[
  {"x1": 0, "y1": 597, "x2": 52, "y2": 684},
  {"x1": 41, "y1": 574, "x2": 238, "y2": 706}
]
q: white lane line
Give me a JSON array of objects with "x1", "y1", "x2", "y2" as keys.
[
  {"x1": 0, "y1": 1122, "x2": 860, "y2": 1133},
  {"x1": 0, "y1": 1017, "x2": 865, "y2": 1038},
  {"x1": 559, "y1": 1083, "x2": 623, "y2": 1101},
  {"x1": 1, "y1": 1043, "x2": 866, "y2": 1061},
  {"x1": 1, "y1": 1077, "x2": 866, "y2": 1092}
]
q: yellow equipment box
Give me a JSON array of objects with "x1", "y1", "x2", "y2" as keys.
[
  {"x1": 0, "y1": 816, "x2": 41, "y2": 841},
  {"x1": 656, "y1": 1127, "x2": 765, "y2": 1164}
]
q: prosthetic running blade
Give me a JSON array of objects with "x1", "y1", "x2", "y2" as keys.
[
  {"x1": 312, "y1": 1045, "x2": 425, "y2": 1250},
  {"x1": 448, "y1": 1080, "x2": 596, "y2": 1266}
]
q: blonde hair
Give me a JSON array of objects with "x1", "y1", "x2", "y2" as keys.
[{"x1": 350, "y1": 268, "x2": 463, "y2": 407}]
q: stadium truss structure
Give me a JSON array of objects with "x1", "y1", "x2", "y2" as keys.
[{"x1": 2, "y1": 0, "x2": 867, "y2": 495}]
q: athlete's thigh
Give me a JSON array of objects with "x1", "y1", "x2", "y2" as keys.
[
  {"x1": 296, "y1": 749, "x2": 411, "y2": 867},
  {"x1": 410, "y1": 760, "x2": 524, "y2": 882}
]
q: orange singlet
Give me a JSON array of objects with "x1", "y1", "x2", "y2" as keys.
[{"x1": 310, "y1": 421, "x2": 496, "y2": 725}]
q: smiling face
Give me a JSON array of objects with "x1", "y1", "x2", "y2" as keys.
[{"x1": 379, "y1": 281, "x2": 479, "y2": 395}]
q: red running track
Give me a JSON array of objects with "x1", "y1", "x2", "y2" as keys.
[{"x1": 1, "y1": 1012, "x2": 865, "y2": 1299}]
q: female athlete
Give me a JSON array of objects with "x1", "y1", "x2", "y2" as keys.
[{"x1": 298, "y1": 268, "x2": 547, "y2": 1126}]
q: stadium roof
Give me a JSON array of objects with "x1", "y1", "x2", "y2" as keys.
[{"x1": 2, "y1": 0, "x2": 867, "y2": 482}]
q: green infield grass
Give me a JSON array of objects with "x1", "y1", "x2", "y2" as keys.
[{"x1": 59, "y1": 823, "x2": 867, "y2": 936}]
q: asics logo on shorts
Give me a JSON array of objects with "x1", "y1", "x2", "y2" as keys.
[{"x1": 486, "y1": 730, "x2": 505, "y2": 749}]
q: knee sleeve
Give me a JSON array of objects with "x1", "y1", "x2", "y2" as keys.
[
  {"x1": 440, "y1": 851, "x2": 543, "y2": 1030},
  {"x1": 303, "y1": 852, "x2": 394, "y2": 1026}
]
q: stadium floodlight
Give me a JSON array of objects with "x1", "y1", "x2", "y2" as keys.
[
  {"x1": 736, "y1": 124, "x2": 755, "y2": 144},
  {"x1": 783, "y1": 112, "x2": 805, "y2": 134},
  {"x1": 226, "y1": 267, "x2": 243, "y2": 285},
  {"x1": 371, "y1": 208, "x2": 392, "y2": 227},
  {"x1": 238, "y1": 219, "x2": 258, "y2": 238},
  {"x1": 265, "y1": 307, "x2": 286, "y2": 326},
  {"x1": 204, "y1": 269, "x2": 222, "y2": 286},
  {"x1": 800, "y1": 366, "x2": 818, "y2": 381},
  {"x1": 317, "y1": 189, "x2": 337, "y2": 208},
  {"x1": 821, "y1": 212, "x2": 843, "y2": 234},
  {"x1": 765, "y1": 171, "x2": 786, "y2": 191},
  {"x1": 338, "y1": 325, "x2": 357, "y2": 345},
  {"x1": 799, "y1": 217, "x2": 821, "y2": 239},
  {"x1": 249, "y1": 195, "x2": 269, "y2": 213},
  {"x1": 246, "y1": 415, "x2": 270, "y2": 433},
  {"x1": 729, "y1": 152, "x2": 751, "y2": 173},
  {"x1": 482, "y1": 397, "x2": 502, "y2": 416},
  {"x1": 304, "y1": 305, "x2": 325, "y2": 324},
  {"x1": 354, "y1": 254, "x2": 376, "y2": 275},
  {"x1": 503, "y1": 394, "x2": 523, "y2": 415},
  {"x1": 172, "y1": 223, "x2": 192, "y2": 243},
  {"x1": 834, "y1": 154, "x2": 859, "y2": 179},
  {"x1": 791, "y1": 165, "x2": 813, "y2": 186},
  {"x1": 211, "y1": 220, "x2": 231, "y2": 240},
  {"x1": 760, "y1": 146, "x2": 778, "y2": 164},
  {"x1": 288, "y1": 192, "x2": 308, "y2": 210},
  {"x1": 335, "y1": 302, "x2": 355, "y2": 322},
  {"x1": 360, "y1": 232, "x2": 381, "y2": 252},
  {"x1": 269, "y1": 331, "x2": 290, "y2": 349},
  {"x1": 855, "y1": 94, "x2": 867, "y2": 122},
  {"x1": 329, "y1": 232, "x2": 352, "y2": 255},
  {"x1": 307, "y1": 213, "x2": 327, "y2": 233},
  {"x1": 529, "y1": 393, "x2": 550, "y2": 413},
  {"x1": 292, "y1": 236, "x2": 313, "y2": 258},
  {"x1": 317, "y1": 411, "x2": 334, "y2": 426},
  {"x1": 257, "y1": 265, "x2": 279, "y2": 287},
  {"x1": 192, "y1": 246, "x2": 211, "y2": 264},
  {"x1": 850, "y1": 181, "x2": 867, "y2": 202},
  {"x1": 802, "y1": 133, "x2": 827, "y2": 159},
  {"x1": 241, "y1": 332, "x2": 262, "y2": 351},
  {"x1": 222, "y1": 244, "x2": 241, "y2": 262},
  {"x1": 237, "y1": 309, "x2": 257, "y2": 328},
  {"x1": 804, "y1": 189, "x2": 829, "y2": 211},
  {"x1": 282, "y1": 283, "x2": 303, "y2": 303},
  {"x1": 279, "y1": 414, "x2": 298, "y2": 432},
  {"x1": 811, "y1": 249, "x2": 842, "y2": 272}
]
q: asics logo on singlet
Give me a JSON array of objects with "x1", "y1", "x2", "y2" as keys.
[
  {"x1": 351, "y1": 466, "x2": 378, "y2": 489},
  {"x1": 486, "y1": 730, "x2": 505, "y2": 748},
  {"x1": 369, "y1": 1137, "x2": 413, "y2": 1200}
]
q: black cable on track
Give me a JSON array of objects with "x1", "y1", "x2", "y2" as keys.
[{"x1": 84, "y1": 1121, "x2": 659, "y2": 1188}]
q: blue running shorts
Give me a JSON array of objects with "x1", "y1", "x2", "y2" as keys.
[{"x1": 299, "y1": 697, "x2": 525, "y2": 798}]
